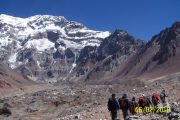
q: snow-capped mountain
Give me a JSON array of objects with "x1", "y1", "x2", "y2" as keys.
[
  {"x1": 0, "y1": 14, "x2": 110, "y2": 82},
  {"x1": 0, "y1": 14, "x2": 110, "y2": 51}
]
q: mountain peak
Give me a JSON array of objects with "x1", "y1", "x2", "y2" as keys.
[
  {"x1": 0, "y1": 14, "x2": 25, "y2": 25},
  {"x1": 113, "y1": 29, "x2": 128, "y2": 36},
  {"x1": 171, "y1": 21, "x2": 180, "y2": 30},
  {"x1": 26, "y1": 14, "x2": 67, "y2": 22}
]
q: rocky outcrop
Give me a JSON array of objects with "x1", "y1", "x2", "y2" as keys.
[
  {"x1": 0, "y1": 107, "x2": 11, "y2": 116},
  {"x1": 168, "y1": 101, "x2": 180, "y2": 120}
]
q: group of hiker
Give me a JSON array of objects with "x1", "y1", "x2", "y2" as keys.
[{"x1": 107, "y1": 89, "x2": 168, "y2": 120}]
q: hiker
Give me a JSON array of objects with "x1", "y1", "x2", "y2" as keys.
[
  {"x1": 119, "y1": 93, "x2": 130, "y2": 120},
  {"x1": 144, "y1": 95, "x2": 152, "y2": 107},
  {"x1": 108, "y1": 94, "x2": 120, "y2": 120},
  {"x1": 138, "y1": 94, "x2": 145, "y2": 108},
  {"x1": 129, "y1": 96, "x2": 138, "y2": 115},
  {"x1": 160, "y1": 89, "x2": 168, "y2": 104},
  {"x1": 152, "y1": 92, "x2": 160, "y2": 107}
]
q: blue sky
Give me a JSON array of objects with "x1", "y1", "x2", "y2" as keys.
[{"x1": 0, "y1": 0, "x2": 180, "y2": 40}]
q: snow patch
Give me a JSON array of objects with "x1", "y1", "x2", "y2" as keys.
[
  {"x1": 8, "y1": 53, "x2": 17, "y2": 69},
  {"x1": 69, "y1": 52, "x2": 77, "y2": 73},
  {"x1": 60, "y1": 39, "x2": 83, "y2": 49},
  {"x1": 0, "y1": 14, "x2": 27, "y2": 27},
  {"x1": 9, "y1": 53, "x2": 17, "y2": 63},
  {"x1": 25, "y1": 38, "x2": 54, "y2": 51},
  {"x1": 0, "y1": 36, "x2": 9, "y2": 46},
  {"x1": 94, "y1": 31, "x2": 110, "y2": 38},
  {"x1": 37, "y1": 61, "x2": 41, "y2": 68}
]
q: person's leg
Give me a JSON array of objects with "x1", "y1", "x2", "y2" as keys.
[
  {"x1": 111, "y1": 111, "x2": 115, "y2": 120},
  {"x1": 122, "y1": 110, "x2": 126, "y2": 120},
  {"x1": 163, "y1": 97, "x2": 166, "y2": 103},
  {"x1": 114, "y1": 111, "x2": 117, "y2": 120},
  {"x1": 112, "y1": 111, "x2": 118, "y2": 120},
  {"x1": 110, "y1": 111, "x2": 113, "y2": 120},
  {"x1": 125, "y1": 110, "x2": 129, "y2": 119}
]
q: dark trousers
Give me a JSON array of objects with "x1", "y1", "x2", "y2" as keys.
[
  {"x1": 122, "y1": 110, "x2": 129, "y2": 120},
  {"x1": 110, "y1": 110, "x2": 117, "y2": 120},
  {"x1": 161, "y1": 97, "x2": 166, "y2": 104}
]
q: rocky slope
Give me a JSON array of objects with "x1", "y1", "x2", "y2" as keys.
[
  {"x1": 66, "y1": 29, "x2": 145, "y2": 84},
  {"x1": 0, "y1": 62, "x2": 34, "y2": 96},
  {"x1": 0, "y1": 14, "x2": 110, "y2": 82},
  {"x1": 116, "y1": 22, "x2": 180, "y2": 81},
  {"x1": 73, "y1": 22, "x2": 180, "y2": 84}
]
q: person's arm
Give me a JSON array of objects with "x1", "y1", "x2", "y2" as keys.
[
  {"x1": 116, "y1": 99, "x2": 120, "y2": 109},
  {"x1": 107, "y1": 99, "x2": 111, "y2": 111},
  {"x1": 127, "y1": 99, "x2": 130, "y2": 109}
]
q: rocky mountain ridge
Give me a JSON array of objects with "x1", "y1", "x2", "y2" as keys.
[
  {"x1": 117, "y1": 22, "x2": 180, "y2": 80},
  {"x1": 66, "y1": 29, "x2": 145, "y2": 83}
]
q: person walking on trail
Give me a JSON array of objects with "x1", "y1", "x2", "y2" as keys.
[
  {"x1": 152, "y1": 92, "x2": 160, "y2": 107},
  {"x1": 130, "y1": 96, "x2": 138, "y2": 115},
  {"x1": 108, "y1": 94, "x2": 120, "y2": 120},
  {"x1": 119, "y1": 93, "x2": 130, "y2": 120},
  {"x1": 160, "y1": 89, "x2": 168, "y2": 104},
  {"x1": 138, "y1": 94, "x2": 145, "y2": 108}
]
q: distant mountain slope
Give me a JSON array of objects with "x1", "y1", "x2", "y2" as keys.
[
  {"x1": 64, "y1": 29, "x2": 145, "y2": 84},
  {"x1": 70, "y1": 22, "x2": 180, "y2": 84},
  {"x1": 0, "y1": 62, "x2": 34, "y2": 90},
  {"x1": 114, "y1": 22, "x2": 180, "y2": 81}
]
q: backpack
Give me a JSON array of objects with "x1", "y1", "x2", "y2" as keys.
[
  {"x1": 108, "y1": 98, "x2": 120, "y2": 111},
  {"x1": 130, "y1": 101, "x2": 138, "y2": 114},
  {"x1": 160, "y1": 92, "x2": 165, "y2": 99},
  {"x1": 145, "y1": 96, "x2": 152, "y2": 106},
  {"x1": 138, "y1": 96, "x2": 145, "y2": 107},
  {"x1": 119, "y1": 98, "x2": 129, "y2": 110},
  {"x1": 152, "y1": 93, "x2": 160, "y2": 104}
]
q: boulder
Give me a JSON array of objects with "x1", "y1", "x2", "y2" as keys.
[
  {"x1": 0, "y1": 106, "x2": 11, "y2": 116},
  {"x1": 126, "y1": 115, "x2": 141, "y2": 120}
]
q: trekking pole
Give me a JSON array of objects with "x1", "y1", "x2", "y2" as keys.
[{"x1": 171, "y1": 85, "x2": 175, "y2": 103}]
